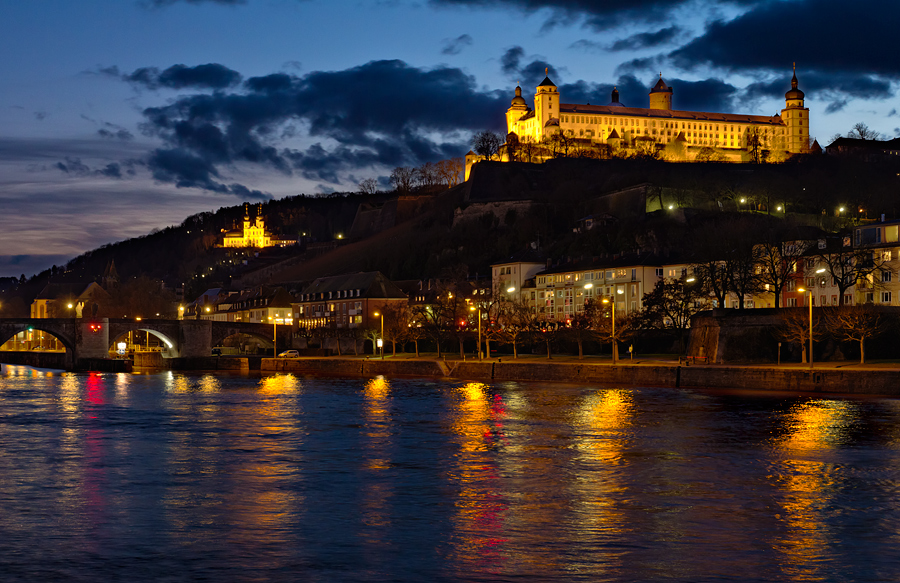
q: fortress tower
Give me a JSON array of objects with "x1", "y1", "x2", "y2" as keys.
[
  {"x1": 648, "y1": 74, "x2": 673, "y2": 111},
  {"x1": 781, "y1": 64, "x2": 810, "y2": 154}
]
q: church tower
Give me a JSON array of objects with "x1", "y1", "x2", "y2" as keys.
[
  {"x1": 782, "y1": 64, "x2": 809, "y2": 154},
  {"x1": 649, "y1": 74, "x2": 673, "y2": 110},
  {"x1": 506, "y1": 84, "x2": 529, "y2": 136},
  {"x1": 242, "y1": 203, "x2": 251, "y2": 232},
  {"x1": 535, "y1": 69, "x2": 559, "y2": 134}
]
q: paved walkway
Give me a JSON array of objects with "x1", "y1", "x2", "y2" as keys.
[{"x1": 341, "y1": 351, "x2": 900, "y2": 371}]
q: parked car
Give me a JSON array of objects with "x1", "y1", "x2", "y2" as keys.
[
  {"x1": 278, "y1": 350, "x2": 300, "y2": 358},
  {"x1": 211, "y1": 348, "x2": 222, "y2": 356}
]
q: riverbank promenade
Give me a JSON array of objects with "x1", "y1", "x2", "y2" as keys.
[{"x1": 254, "y1": 352, "x2": 900, "y2": 397}]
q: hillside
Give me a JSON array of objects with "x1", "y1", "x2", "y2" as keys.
[{"x1": 4, "y1": 152, "x2": 900, "y2": 313}]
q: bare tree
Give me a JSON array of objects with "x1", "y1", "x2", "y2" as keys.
[
  {"x1": 381, "y1": 303, "x2": 410, "y2": 356},
  {"x1": 495, "y1": 298, "x2": 537, "y2": 359},
  {"x1": 416, "y1": 162, "x2": 441, "y2": 189},
  {"x1": 777, "y1": 308, "x2": 819, "y2": 364},
  {"x1": 636, "y1": 278, "x2": 705, "y2": 353},
  {"x1": 546, "y1": 132, "x2": 573, "y2": 158},
  {"x1": 824, "y1": 305, "x2": 887, "y2": 364},
  {"x1": 566, "y1": 298, "x2": 600, "y2": 359},
  {"x1": 848, "y1": 122, "x2": 882, "y2": 141},
  {"x1": 436, "y1": 158, "x2": 464, "y2": 188},
  {"x1": 814, "y1": 244, "x2": 885, "y2": 306},
  {"x1": 518, "y1": 136, "x2": 540, "y2": 164},
  {"x1": 358, "y1": 178, "x2": 378, "y2": 195},
  {"x1": 389, "y1": 166, "x2": 417, "y2": 194},
  {"x1": 746, "y1": 127, "x2": 764, "y2": 163},
  {"x1": 756, "y1": 227, "x2": 811, "y2": 308},
  {"x1": 472, "y1": 130, "x2": 503, "y2": 161},
  {"x1": 695, "y1": 146, "x2": 726, "y2": 162}
]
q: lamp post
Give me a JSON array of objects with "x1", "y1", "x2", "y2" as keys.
[
  {"x1": 602, "y1": 296, "x2": 617, "y2": 364},
  {"x1": 797, "y1": 287, "x2": 813, "y2": 369},
  {"x1": 268, "y1": 314, "x2": 277, "y2": 355},
  {"x1": 469, "y1": 306, "x2": 482, "y2": 360},
  {"x1": 374, "y1": 311, "x2": 384, "y2": 359},
  {"x1": 798, "y1": 268, "x2": 826, "y2": 370}
]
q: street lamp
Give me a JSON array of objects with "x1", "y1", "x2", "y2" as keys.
[
  {"x1": 796, "y1": 288, "x2": 813, "y2": 369},
  {"x1": 374, "y1": 311, "x2": 384, "y2": 359},
  {"x1": 268, "y1": 315, "x2": 278, "y2": 355},
  {"x1": 602, "y1": 297, "x2": 617, "y2": 364},
  {"x1": 469, "y1": 305, "x2": 482, "y2": 360}
]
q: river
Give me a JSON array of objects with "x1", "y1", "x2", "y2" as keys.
[{"x1": 1, "y1": 365, "x2": 899, "y2": 582}]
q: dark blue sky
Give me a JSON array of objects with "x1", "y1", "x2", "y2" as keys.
[{"x1": 1, "y1": 0, "x2": 897, "y2": 277}]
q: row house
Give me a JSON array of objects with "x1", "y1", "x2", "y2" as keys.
[
  {"x1": 293, "y1": 271, "x2": 407, "y2": 330},
  {"x1": 494, "y1": 254, "x2": 691, "y2": 322},
  {"x1": 851, "y1": 220, "x2": 900, "y2": 306},
  {"x1": 195, "y1": 286, "x2": 294, "y2": 324}
]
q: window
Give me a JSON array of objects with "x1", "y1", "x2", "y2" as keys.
[
  {"x1": 883, "y1": 270, "x2": 893, "y2": 283},
  {"x1": 786, "y1": 297, "x2": 797, "y2": 307},
  {"x1": 655, "y1": 268, "x2": 663, "y2": 277},
  {"x1": 882, "y1": 291, "x2": 892, "y2": 304}
]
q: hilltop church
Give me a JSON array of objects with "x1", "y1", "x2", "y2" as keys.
[{"x1": 482, "y1": 66, "x2": 810, "y2": 169}]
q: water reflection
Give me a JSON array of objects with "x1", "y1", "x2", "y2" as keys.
[
  {"x1": 1, "y1": 374, "x2": 900, "y2": 581},
  {"x1": 771, "y1": 399, "x2": 860, "y2": 581},
  {"x1": 162, "y1": 373, "x2": 303, "y2": 563},
  {"x1": 447, "y1": 382, "x2": 509, "y2": 574},
  {"x1": 571, "y1": 388, "x2": 634, "y2": 574},
  {"x1": 361, "y1": 376, "x2": 394, "y2": 562}
]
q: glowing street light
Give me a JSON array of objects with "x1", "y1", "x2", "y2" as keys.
[
  {"x1": 601, "y1": 297, "x2": 617, "y2": 364},
  {"x1": 506, "y1": 286, "x2": 516, "y2": 294},
  {"x1": 268, "y1": 314, "x2": 278, "y2": 355},
  {"x1": 469, "y1": 305, "x2": 482, "y2": 360},
  {"x1": 374, "y1": 311, "x2": 384, "y2": 359}
]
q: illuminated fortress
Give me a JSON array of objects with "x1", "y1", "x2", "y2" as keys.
[{"x1": 499, "y1": 66, "x2": 809, "y2": 164}]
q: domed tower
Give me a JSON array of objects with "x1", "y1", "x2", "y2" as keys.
[
  {"x1": 649, "y1": 74, "x2": 673, "y2": 110},
  {"x1": 506, "y1": 84, "x2": 529, "y2": 136},
  {"x1": 782, "y1": 64, "x2": 809, "y2": 154},
  {"x1": 607, "y1": 86, "x2": 625, "y2": 108},
  {"x1": 535, "y1": 69, "x2": 559, "y2": 136}
]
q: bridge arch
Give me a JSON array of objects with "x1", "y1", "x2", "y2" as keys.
[
  {"x1": 108, "y1": 327, "x2": 180, "y2": 358},
  {"x1": 0, "y1": 319, "x2": 76, "y2": 353}
]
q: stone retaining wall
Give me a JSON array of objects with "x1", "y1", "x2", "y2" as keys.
[{"x1": 258, "y1": 357, "x2": 900, "y2": 396}]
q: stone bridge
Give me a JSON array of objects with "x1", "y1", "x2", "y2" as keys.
[{"x1": 0, "y1": 318, "x2": 289, "y2": 370}]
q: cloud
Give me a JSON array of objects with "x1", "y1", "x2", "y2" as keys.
[
  {"x1": 55, "y1": 157, "x2": 92, "y2": 176},
  {"x1": 609, "y1": 26, "x2": 681, "y2": 51},
  {"x1": 53, "y1": 153, "x2": 140, "y2": 180},
  {"x1": 123, "y1": 63, "x2": 243, "y2": 90},
  {"x1": 147, "y1": 0, "x2": 246, "y2": 6},
  {"x1": 825, "y1": 100, "x2": 848, "y2": 114},
  {"x1": 429, "y1": 0, "x2": 763, "y2": 30},
  {"x1": 669, "y1": 0, "x2": 900, "y2": 101},
  {"x1": 129, "y1": 59, "x2": 507, "y2": 191},
  {"x1": 553, "y1": 73, "x2": 738, "y2": 112},
  {"x1": 500, "y1": 46, "x2": 559, "y2": 86},
  {"x1": 441, "y1": 34, "x2": 473, "y2": 55},
  {"x1": 98, "y1": 128, "x2": 135, "y2": 141}
]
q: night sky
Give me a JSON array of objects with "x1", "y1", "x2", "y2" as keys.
[{"x1": 1, "y1": 0, "x2": 897, "y2": 278}]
